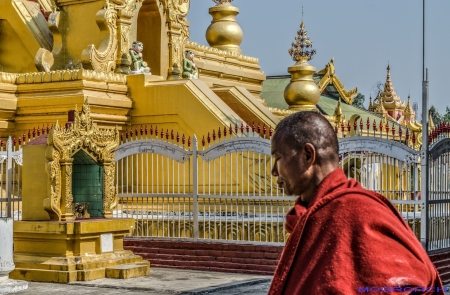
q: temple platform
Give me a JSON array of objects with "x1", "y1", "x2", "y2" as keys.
[{"x1": 9, "y1": 218, "x2": 150, "y2": 283}]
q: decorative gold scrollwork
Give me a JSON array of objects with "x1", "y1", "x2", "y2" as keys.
[
  {"x1": 81, "y1": 8, "x2": 119, "y2": 72},
  {"x1": 44, "y1": 100, "x2": 119, "y2": 221}
]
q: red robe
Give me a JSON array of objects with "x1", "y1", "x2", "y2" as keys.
[{"x1": 269, "y1": 169, "x2": 444, "y2": 295}]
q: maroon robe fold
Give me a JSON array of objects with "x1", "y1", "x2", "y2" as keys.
[{"x1": 269, "y1": 169, "x2": 443, "y2": 295}]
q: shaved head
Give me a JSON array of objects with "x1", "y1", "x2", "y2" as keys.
[{"x1": 274, "y1": 111, "x2": 339, "y2": 166}]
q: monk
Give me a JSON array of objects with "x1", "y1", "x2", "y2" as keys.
[{"x1": 268, "y1": 112, "x2": 444, "y2": 294}]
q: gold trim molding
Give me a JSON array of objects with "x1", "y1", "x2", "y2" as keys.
[
  {"x1": 186, "y1": 41, "x2": 258, "y2": 64},
  {"x1": 44, "y1": 101, "x2": 120, "y2": 221},
  {"x1": 0, "y1": 69, "x2": 126, "y2": 85}
]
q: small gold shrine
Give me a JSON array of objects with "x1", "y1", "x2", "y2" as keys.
[{"x1": 10, "y1": 101, "x2": 149, "y2": 283}]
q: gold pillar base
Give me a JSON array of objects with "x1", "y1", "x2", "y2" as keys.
[{"x1": 10, "y1": 218, "x2": 150, "y2": 283}]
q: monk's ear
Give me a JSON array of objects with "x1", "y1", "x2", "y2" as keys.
[{"x1": 302, "y1": 143, "x2": 316, "y2": 165}]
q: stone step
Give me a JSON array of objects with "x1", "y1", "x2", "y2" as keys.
[
  {"x1": 126, "y1": 239, "x2": 283, "y2": 253},
  {"x1": 134, "y1": 247, "x2": 281, "y2": 260},
  {"x1": 105, "y1": 261, "x2": 150, "y2": 279},
  {"x1": 124, "y1": 238, "x2": 282, "y2": 276},
  {"x1": 148, "y1": 258, "x2": 275, "y2": 273},
  {"x1": 150, "y1": 264, "x2": 274, "y2": 276},
  {"x1": 139, "y1": 253, "x2": 279, "y2": 266}
]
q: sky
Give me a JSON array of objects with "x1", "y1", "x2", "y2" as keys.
[{"x1": 187, "y1": 0, "x2": 450, "y2": 117}]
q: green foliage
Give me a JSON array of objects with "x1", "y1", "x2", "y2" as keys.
[
  {"x1": 443, "y1": 107, "x2": 450, "y2": 123},
  {"x1": 352, "y1": 93, "x2": 366, "y2": 109},
  {"x1": 429, "y1": 105, "x2": 450, "y2": 124}
]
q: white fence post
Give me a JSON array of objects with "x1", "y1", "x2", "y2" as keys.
[
  {"x1": 5, "y1": 137, "x2": 12, "y2": 218},
  {"x1": 0, "y1": 218, "x2": 28, "y2": 292},
  {"x1": 192, "y1": 135, "x2": 199, "y2": 240}
]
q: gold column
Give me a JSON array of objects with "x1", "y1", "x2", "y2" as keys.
[{"x1": 60, "y1": 159, "x2": 75, "y2": 221}]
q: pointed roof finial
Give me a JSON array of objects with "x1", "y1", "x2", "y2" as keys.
[
  {"x1": 288, "y1": 11, "x2": 316, "y2": 62},
  {"x1": 213, "y1": 0, "x2": 233, "y2": 5},
  {"x1": 387, "y1": 62, "x2": 390, "y2": 71},
  {"x1": 333, "y1": 97, "x2": 343, "y2": 118}
]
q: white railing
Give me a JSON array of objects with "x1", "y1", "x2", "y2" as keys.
[
  {"x1": 112, "y1": 123, "x2": 450, "y2": 250},
  {"x1": 0, "y1": 137, "x2": 23, "y2": 220},
  {"x1": 114, "y1": 126, "x2": 295, "y2": 244}
]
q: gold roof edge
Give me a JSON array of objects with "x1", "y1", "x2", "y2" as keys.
[{"x1": 316, "y1": 58, "x2": 357, "y2": 105}]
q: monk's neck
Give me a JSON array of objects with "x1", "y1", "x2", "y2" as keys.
[{"x1": 300, "y1": 164, "x2": 337, "y2": 203}]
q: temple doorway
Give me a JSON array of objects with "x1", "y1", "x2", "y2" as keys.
[{"x1": 72, "y1": 150, "x2": 103, "y2": 217}]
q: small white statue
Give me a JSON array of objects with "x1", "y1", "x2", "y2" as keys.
[
  {"x1": 129, "y1": 41, "x2": 151, "y2": 74},
  {"x1": 182, "y1": 50, "x2": 198, "y2": 79}
]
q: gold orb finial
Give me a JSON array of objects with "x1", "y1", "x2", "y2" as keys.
[
  {"x1": 288, "y1": 19, "x2": 316, "y2": 63},
  {"x1": 206, "y1": 0, "x2": 243, "y2": 54}
]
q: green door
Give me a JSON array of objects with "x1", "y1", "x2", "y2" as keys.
[{"x1": 72, "y1": 150, "x2": 103, "y2": 217}]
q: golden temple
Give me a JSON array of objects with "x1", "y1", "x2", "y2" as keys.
[{"x1": 0, "y1": 0, "x2": 430, "y2": 283}]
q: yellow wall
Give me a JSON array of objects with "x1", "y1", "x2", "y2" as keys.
[{"x1": 22, "y1": 144, "x2": 49, "y2": 221}]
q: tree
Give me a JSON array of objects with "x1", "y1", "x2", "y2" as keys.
[
  {"x1": 371, "y1": 81, "x2": 384, "y2": 102},
  {"x1": 442, "y1": 107, "x2": 450, "y2": 123},
  {"x1": 352, "y1": 93, "x2": 366, "y2": 109},
  {"x1": 429, "y1": 105, "x2": 443, "y2": 125}
]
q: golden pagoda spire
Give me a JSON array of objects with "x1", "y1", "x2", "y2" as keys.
[
  {"x1": 379, "y1": 64, "x2": 400, "y2": 103},
  {"x1": 404, "y1": 95, "x2": 414, "y2": 115},
  {"x1": 284, "y1": 15, "x2": 320, "y2": 112},
  {"x1": 334, "y1": 97, "x2": 343, "y2": 117},
  {"x1": 428, "y1": 111, "x2": 435, "y2": 131},
  {"x1": 376, "y1": 64, "x2": 406, "y2": 121}
]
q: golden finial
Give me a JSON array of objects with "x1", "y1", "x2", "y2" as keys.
[
  {"x1": 213, "y1": 0, "x2": 233, "y2": 5},
  {"x1": 288, "y1": 14, "x2": 316, "y2": 62},
  {"x1": 334, "y1": 97, "x2": 343, "y2": 117}
]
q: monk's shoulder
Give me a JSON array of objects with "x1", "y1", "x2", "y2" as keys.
[{"x1": 309, "y1": 189, "x2": 399, "y2": 224}]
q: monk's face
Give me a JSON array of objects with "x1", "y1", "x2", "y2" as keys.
[{"x1": 271, "y1": 130, "x2": 314, "y2": 197}]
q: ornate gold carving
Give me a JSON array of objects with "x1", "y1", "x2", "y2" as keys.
[
  {"x1": 213, "y1": 0, "x2": 233, "y2": 4},
  {"x1": 161, "y1": 0, "x2": 190, "y2": 77},
  {"x1": 44, "y1": 100, "x2": 120, "y2": 221},
  {"x1": 13, "y1": 69, "x2": 126, "y2": 84},
  {"x1": 103, "y1": 163, "x2": 117, "y2": 218},
  {"x1": 268, "y1": 107, "x2": 295, "y2": 119},
  {"x1": 186, "y1": 41, "x2": 258, "y2": 64},
  {"x1": 44, "y1": 146, "x2": 62, "y2": 221},
  {"x1": 64, "y1": 163, "x2": 73, "y2": 209},
  {"x1": 81, "y1": 8, "x2": 119, "y2": 72},
  {"x1": 0, "y1": 72, "x2": 17, "y2": 84},
  {"x1": 288, "y1": 20, "x2": 316, "y2": 62}
]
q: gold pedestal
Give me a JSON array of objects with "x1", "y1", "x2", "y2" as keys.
[{"x1": 10, "y1": 219, "x2": 150, "y2": 283}]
